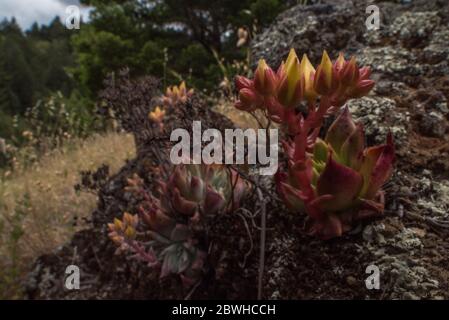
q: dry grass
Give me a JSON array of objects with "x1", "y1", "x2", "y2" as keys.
[
  {"x1": 0, "y1": 132, "x2": 135, "y2": 299},
  {"x1": 213, "y1": 98, "x2": 261, "y2": 129},
  {"x1": 213, "y1": 98, "x2": 278, "y2": 130}
]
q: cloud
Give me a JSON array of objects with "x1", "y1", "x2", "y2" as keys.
[{"x1": 0, "y1": 0, "x2": 92, "y2": 30}]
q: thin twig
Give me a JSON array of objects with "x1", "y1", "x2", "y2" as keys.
[
  {"x1": 184, "y1": 280, "x2": 202, "y2": 300},
  {"x1": 231, "y1": 165, "x2": 281, "y2": 202},
  {"x1": 237, "y1": 212, "x2": 254, "y2": 269},
  {"x1": 249, "y1": 111, "x2": 265, "y2": 129},
  {"x1": 236, "y1": 207, "x2": 274, "y2": 231}
]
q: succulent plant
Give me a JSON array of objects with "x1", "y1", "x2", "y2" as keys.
[
  {"x1": 232, "y1": 48, "x2": 391, "y2": 239},
  {"x1": 234, "y1": 49, "x2": 375, "y2": 135},
  {"x1": 108, "y1": 212, "x2": 139, "y2": 247},
  {"x1": 158, "y1": 164, "x2": 250, "y2": 218},
  {"x1": 162, "y1": 81, "x2": 194, "y2": 107},
  {"x1": 148, "y1": 105, "x2": 166, "y2": 123},
  {"x1": 139, "y1": 195, "x2": 206, "y2": 287},
  {"x1": 276, "y1": 107, "x2": 395, "y2": 239},
  {"x1": 108, "y1": 163, "x2": 250, "y2": 287}
]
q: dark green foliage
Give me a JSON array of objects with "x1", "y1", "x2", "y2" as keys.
[
  {"x1": 0, "y1": 17, "x2": 80, "y2": 140},
  {"x1": 0, "y1": 0, "x2": 294, "y2": 166},
  {"x1": 75, "y1": 0, "x2": 289, "y2": 94},
  {"x1": 72, "y1": 27, "x2": 134, "y2": 95},
  {"x1": 24, "y1": 90, "x2": 102, "y2": 149}
]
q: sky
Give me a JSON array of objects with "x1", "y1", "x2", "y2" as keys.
[{"x1": 0, "y1": 0, "x2": 92, "y2": 30}]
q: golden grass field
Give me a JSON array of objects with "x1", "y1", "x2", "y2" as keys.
[
  {"x1": 0, "y1": 132, "x2": 135, "y2": 299},
  {"x1": 0, "y1": 100, "x2": 263, "y2": 299}
]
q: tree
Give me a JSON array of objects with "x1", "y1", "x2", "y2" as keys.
[
  {"x1": 75, "y1": 0, "x2": 288, "y2": 95},
  {"x1": 0, "y1": 17, "x2": 79, "y2": 140}
]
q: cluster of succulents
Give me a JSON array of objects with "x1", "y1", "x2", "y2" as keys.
[
  {"x1": 235, "y1": 49, "x2": 395, "y2": 239},
  {"x1": 148, "y1": 81, "x2": 194, "y2": 130},
  {"x1": 161, "y1": 81, "x2": 194, "y2": 107},
  {"x1": 158, "y1": 164, "x2": 249, "y2": 218},
  {"x1": 148, "y1": 106, "x2": 166, "y2": 123},
  {"x1": 276, "y1": 108, "x2": 395, "y2": 239},
  {"x1": 108, "y1": 163, "x2": 250, "y2": 286},
  {"x1": 108, "y1": 48, "x2": 396, "y2": 293}
]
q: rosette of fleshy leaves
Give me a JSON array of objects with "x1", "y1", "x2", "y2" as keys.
[
  {"x1": 139, "y1": 195, "x2": 206, "y2": 287},
  {"x1": 276, "y1": 107, "x2": 395, "y2": 239},
  {"x1": 158, "y1": 163, "x2": 250, "y2": 219},
  {"x1": 108, "y1": 209, "x2": 205, "y2": 288},
  {"x1": 108, "y1": 163, "x2": 250, "y2": 287},
  {"x1": 235, "y1": 49, "x2": 375, "y2": 135},
  {"x1": 162, "y1": 81, "x2": 194, "y2": 107},
  {"x1": 108, "y1": 212, "x2": 159, "y2": 266},
  {"x1": 108, "y1": 212, "x2": 139, "y2": 249}
]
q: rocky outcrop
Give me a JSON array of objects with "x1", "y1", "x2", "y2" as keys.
[
  {"x1": 252, "y1": 0, "x2": 449, "y2": 299},
  {"x1": 27, "y1": 0, "x2": 449, "y2": 300}
]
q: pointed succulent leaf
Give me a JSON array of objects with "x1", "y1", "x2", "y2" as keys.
[
  {"x1": 113, "y1": 217, "x2": 123, "y2": 230},
  {"x1": 160, "y1": 246, "x2": 179, "y2": 278},
  {"x1": 307, "y1": 194, "x2": 334, "y2": 220},
  {"x1": 204, "y1": 187, "x2": 226, "y2": 214},
  {"x1": 254, "y1": 59, "x2": 277, "y2": 96},
  {"x1": 359, "y1": 133, "x2": 395, "y2": 199},
  {"x1": 172, "y1": 166, "x2": 190, "y2": 196},
  {"x1": 313, "y1": 50, "x2": 333, "y2": 95},
  {"x1": 313, "y1": 138, "x2": 330, "y2": 164},
  {"x1": 238, "y1": 88, "x2": 263, "y2": 109},
  {"x1": 359, "y1": 67, "x2": 371, "y2": 80},
  {"x1": 316, "y1": 155, "x2": 363, "y2": 211},
  {"x1": 299, "y1": 54, "x2": 317, "y2": 102},
  {"x1": 325, "y1": 107, "x2": 356, "y2": 153},
  {"x1": 340, "y1": 56, "x2": 359, "y2": 86},
  {"x1": 340, "y1": 123, "x2": 365, "y2": 170},
  {"x1": 278, "y1": 181, "x2": 306, "y2": 211},
  {"x1": 266, "y1": 97, "x2": 285, "y2": 123},
  {"x1": 277, "y1": 49, "x2": 302, "y2": 107},
  {"x1": 177, "y1": 246, "x2": 192, "y2": 273},
  {"x1": 349, "y1": 79, "x2": 375, "y2": 98},
  {"x1": 190, "y1": 175, "x2": 205, "y2": 202},
  {"x1": 334, "y1": 52, "x2": 346, "y2": 71},
  {"x1": 173, "y1": 187, "x2": 198, "y2": 215},
  {"x1": 235, "y1": 75, "x2": 253, "y2": 90}
]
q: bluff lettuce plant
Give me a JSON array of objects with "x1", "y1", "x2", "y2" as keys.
[
  {"x1": 277, "y1": 108, "x2": 395, "y2": 239},
  {"x1": 161, "y1": 81, "x2": 194, "y2": 108},
  {"x1": 148, "y1": 106, "x2": 166, "y2": 123},
  {"x1": 158, "y1": 164, "x2": 249, "y2": 218},
  {"x1": 235, "y1": 49, "x2": 395, "y2": 239},
  {"x1": 108, "y1": 164, "x2": 250, "y2": 287},
  {"x1": 147, "y1": 81, "x2": 194, "y2": 130}
]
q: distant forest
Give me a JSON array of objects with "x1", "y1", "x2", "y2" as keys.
[{"x1": 0, "y1": 0, "x2": 294, "y2": 142}]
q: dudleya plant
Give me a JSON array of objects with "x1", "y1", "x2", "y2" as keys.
[
  {"x1": 159, "y1": 164, "x2": 249, "y2": 219},
  {"x1": 161, "y1": 81, "x2": 194, "y2": 107},
  {"x1": 234, "y1": 48, "x2": 395, "y2": 239},
  {"x1": 276, "y1": 108, "x2": 395, "y2": 239},
  {"x1": 235, "y1": 49, "x2": 374, "y2": 135},
  {"x1": 108, "y1": 163, "x2": 250, "y2": 287}
]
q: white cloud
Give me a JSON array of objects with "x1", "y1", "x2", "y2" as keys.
[{"x1": 0, "y1": 0, "x2": 92, "y2": 30}]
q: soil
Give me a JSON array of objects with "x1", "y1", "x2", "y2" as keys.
[{"x1": 26, "y1": 0, "x2": 449, "y2": 300}]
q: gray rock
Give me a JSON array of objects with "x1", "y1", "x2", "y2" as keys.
[
  {"x1": 347, "y1": 96, "x2": 409, "y2": 144},
  {"x1": 419, "y1": 111, "x2": 447, "y2": 137}
]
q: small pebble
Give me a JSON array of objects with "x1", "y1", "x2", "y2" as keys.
[{"x1": 346, "y1": 276, "x2": 358, "y2": 287}]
